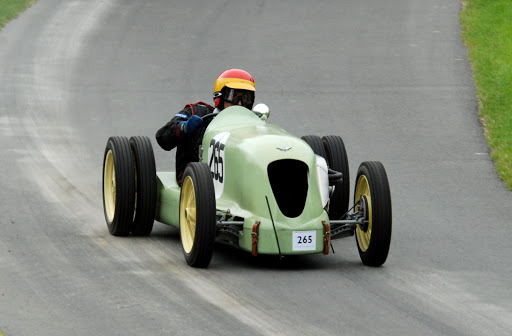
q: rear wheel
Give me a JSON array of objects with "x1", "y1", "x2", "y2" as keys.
[
  {"x1": 130, "y1": 136, "x2": 156, "y2": 236},
  {"x1": 322, "y1": 135, "x2": 350, "y2": 219},
  {"x1": 301, "y1": 135, "x2": 326, "y2": 157},
  {"x1": 102, "y1": 136, "x2": 135, "y2": 236},
  {"x1": 354, "y1": 161, "x2": 392, "y2": 267},
  {"x1": 179, "y1": 162, "x2": 216, "y2": 267}
]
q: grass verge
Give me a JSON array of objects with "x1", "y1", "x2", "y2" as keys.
[
  {"x1": 0, "y1": 0, "x2": 36, "y2": 29},
  {"x1": 460, "y1": 0, "x2": 512, "y2": 190}
]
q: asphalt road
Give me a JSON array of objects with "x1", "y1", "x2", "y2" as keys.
[{"x1": 1, "y1": 0, "x2": 511, "y2": 335}]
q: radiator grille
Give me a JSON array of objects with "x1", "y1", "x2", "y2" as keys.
[{"x1": 267, "y1": 159, "x2": 309, "y2": 218}]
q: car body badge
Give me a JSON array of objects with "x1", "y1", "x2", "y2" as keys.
[{"x1": 277, "y1": 146, "x2": 292, "y2": 152}]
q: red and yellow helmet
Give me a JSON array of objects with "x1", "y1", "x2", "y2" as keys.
[{"x1": 213, "y1": 69, "x2": 256, "y2": 109}]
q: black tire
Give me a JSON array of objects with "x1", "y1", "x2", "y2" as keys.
[
  {"x1": 179, "y1": 162, "x2": 217, "y2": 268},
  {"x1": 130, "y1": 136, "x2": 156, "y2": 236},
  {"x1": 102, "y1": 136, "x2": 136, "y2": 236},
  {"x1": 301, "y1": 135, "x2": 326, "y2": 158},
  {"x1": 322, "y1": 135, "x2": 350, "y2": 219},
  {"x1": 354, "y1": 161, "x2": 392, "y2": 267}
]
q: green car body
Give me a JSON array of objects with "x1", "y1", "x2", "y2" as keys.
[{"x1": 155, "y1": 106, "x2": 330, "y2": 255}]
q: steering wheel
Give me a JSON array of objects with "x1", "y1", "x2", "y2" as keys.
[{"x1": 201, "y1": 112, "x2": 219, "y2": 121}]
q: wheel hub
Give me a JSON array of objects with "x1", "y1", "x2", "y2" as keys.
[{"x1": 357, "y1": 195, "x2": 369, "y2": 232}]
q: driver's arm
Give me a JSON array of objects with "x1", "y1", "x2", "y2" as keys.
[{"x1": 155, "y1": 108, "x2": 192, "y2": 150}]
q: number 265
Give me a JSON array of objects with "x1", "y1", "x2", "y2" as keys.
[{"x1": 297, "y1": 235, "x2": 313, "y2": 244}]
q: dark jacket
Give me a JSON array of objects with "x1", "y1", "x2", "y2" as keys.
[{"x1": 156, "y1": 101, "x2": 215, "y2": 185}]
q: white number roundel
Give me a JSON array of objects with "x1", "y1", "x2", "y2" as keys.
[{"x1": 207, "y1": 132, "x2": 230, "y2": 199}]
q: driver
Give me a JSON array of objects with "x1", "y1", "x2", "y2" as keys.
[{"x1": 156, "y1": 69, "x2": 256, "y2": 186}]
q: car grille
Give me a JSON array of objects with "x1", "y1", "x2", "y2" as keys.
[{"x1": 267, "y1": 159, "x2": 309, "y2": 218}]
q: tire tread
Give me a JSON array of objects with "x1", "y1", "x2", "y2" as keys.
[{"x1": 130, "y1": 136, "x2": 156, "y2": 236}]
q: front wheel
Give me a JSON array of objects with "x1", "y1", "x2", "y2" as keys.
[
  {"x1": 179, "y1": 162, "x2": 216, "y2": 268},
  {"x1": 354, "y1": 161, "x2": 392, "y2": 267}
]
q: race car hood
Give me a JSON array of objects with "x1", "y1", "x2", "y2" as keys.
[{"x1": 202, "y1": 106, "x2": 325, "y2": 226}]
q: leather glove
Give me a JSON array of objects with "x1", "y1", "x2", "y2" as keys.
[{"x1": 178, "y1": 115, "x2": 203, "y2": 135}]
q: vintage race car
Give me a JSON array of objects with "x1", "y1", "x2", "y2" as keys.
[{"x1": 102, "y1": 105, "x2": 392, "y2": 268}]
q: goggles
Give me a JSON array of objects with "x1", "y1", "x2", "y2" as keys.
[{"x1": 222, "y1": 88, "x2": 254, "y2": 108}]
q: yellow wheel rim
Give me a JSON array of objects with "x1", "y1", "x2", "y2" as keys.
[
  {"x1": 104, "y1": 150, "x2": 116, "y2": 222},
  {"x1": 180, "y1": 176, "x2": 196, "y2": 254},
  {"x1": 355, "y1": 175, "x2": 372, "y2": 252}
]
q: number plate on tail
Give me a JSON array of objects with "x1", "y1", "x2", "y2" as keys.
[{"x1": 292, "y1": 231, "x2": 316, "y2": 251}]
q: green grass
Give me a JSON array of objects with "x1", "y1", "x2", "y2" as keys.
[
  {"x1": 0, "y1": 0, "x2": 35, "y2": 29},
  {"x1": 461, "y1": 0, "x2": 512, "y2": 190}
]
